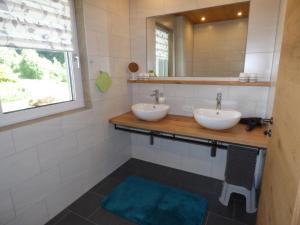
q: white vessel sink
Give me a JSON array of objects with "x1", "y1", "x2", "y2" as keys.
[
  {"x1": 132, "y1": 103, "x2": 170, "y2": 121},
  {"x1": 193, "y1": 108, "x2": 241, "y2": 130}
]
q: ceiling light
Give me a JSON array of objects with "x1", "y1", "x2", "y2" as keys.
[
  {"x1": 201, "y1": 17, "x2": 206, "y2": 22},
  {"x1": 237, "y1": 11, "x2": 243, "y2": 16}
]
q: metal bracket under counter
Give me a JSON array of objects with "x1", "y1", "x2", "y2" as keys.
[{"x1": 114, "y1": 124, "x2": 264, "y2": 157}]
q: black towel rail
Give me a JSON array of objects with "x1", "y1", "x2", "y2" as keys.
[{"x1": 114, "y1": 125, "x2": 264, "y2": 157}]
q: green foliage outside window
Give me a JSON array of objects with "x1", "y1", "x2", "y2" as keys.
[
  {"x1": 17, "y1": 50, "x2": 44, "y2": 79},
  {"x1": 0, "y1": 47, "x2": 67, "y2": 82},
  {"x1": 0, "y1": 47, "x2": 69, "y2": 105},
  {"x1": 0, "y1": 67, "x2": 16, "y2": 83}
]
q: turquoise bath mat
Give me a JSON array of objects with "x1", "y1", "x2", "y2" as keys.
[{"x1": 102, "y1": 176, "x2": 208, "y2": 225}]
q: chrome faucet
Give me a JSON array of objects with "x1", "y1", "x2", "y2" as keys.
[
  {"x1": 150, "y1": 89, "x2": 160, "y2": 104},
  {"x1": 216, "y1": 92, "x2": 222, "y2": 114}
]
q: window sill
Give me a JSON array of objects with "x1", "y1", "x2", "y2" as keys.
[{"x1": 0, "y1": 106, "x2": 90, "y2": 132}]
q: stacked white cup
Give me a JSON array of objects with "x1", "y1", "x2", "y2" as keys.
[
  {"x1": 249, "y1": 73, "x2": 258, "y2": 82},
  {"x1": 239, "y1": 73, "x2": 259, "y2": 82},
  {"x1": 239, "y1": 73, "x2": 249, "y2": 82}
]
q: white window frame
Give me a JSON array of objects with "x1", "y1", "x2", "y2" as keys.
[{"x1": 0, "y1": 0, "x2": 84, "y2": 127}]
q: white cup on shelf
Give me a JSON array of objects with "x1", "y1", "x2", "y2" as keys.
[
  {"x1": 239, "y1": 73, "x2": 249, "y2": 82},
  {"x1": 249, "y1": 73, "x2": 258, "y2": 82}
]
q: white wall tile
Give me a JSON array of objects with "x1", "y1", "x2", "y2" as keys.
[
  {"x1": 184, "y1": 98, "x2": 215, "y2": 113},
  {"x1": 228, "y1": 87, "x2": 269, "y2": 102},
  {"x1": 130, "y1": 17, "x2": 147, "y2": 39},
  {"x1": 211, "y1": 150, "x2": 227, "y2": 180},
  {"x1": 61, "y1": 110, "x2": 96, "y2": 134},
  {"x1": 7, "y1": 201, "x2": 48, "y2": 225},
  {"x1": 80, "y1": 164, "x2": 109, "y2": 193},
  {"x1": 12, "y1": 118, "x2": 62, "y2": 152},
  {"x1": 256, "y1": 101, "x2": 268, "y2": 118},
  {"x1": 0, "y1": 149, "x2": 40, "y2": 192},
  {"x1": 244, "y1": 53, "x2": 274, "y2": 79},
  {"x1": 86, "y1": 32, "x2": 110, "y2": 57},
  {"x1": 88, "y1": 56, "x2": 111, "y2": 79},
  {"x1": 76, "y1": 125, "x2": 104, "y2": 152},
  {"x1": 156, "y1": 139, "x2": 188, "y2": 169},
  {"x1": 110, "y1": 35, "x2": 131, "y2": 58},
  {"x1": 111, "y1": 58, "x2": 130, "y2": 78},
  {"x1": 37, "y1": 134, "x2": 79, "y2": 171},
  {"x1": 248, "y1": 0, "x2": 281, "y2": 28},
  {"x1": 45, "y1": 177, "x2": 84, "y2": 219},
  {"x1": 130, "y1": 37, "x2": 147, "y2": 61},
  {"x1": 0, "y1": 131, "x2": 15, "y2": 160},
  {"x1": 169, "y1": 85, "x2": 195, "y2": 98},
  {"x1": 11, "y1": 167, "x2": 61, "y2": 215},
  {"x1": 193, "y1": 86, "x2": 230, "y2": 99},
  {"x1": 266, "y1": 0, "x2": 287, "y2": 117},
  {"x1": 164, "y1": 0, "x2": 199, "y2": 13},
  {"x1": 110, "y1": 13, "x2": 130, "y2": 38},
  {"x1": 132, "y1": 145, "x2": 157, "y2": 163},
  {"x1": 108, "y1": 0, "x2": 130, "y2": 17},
  {"x1": 59, "y1": 151, "x2": 92, "y2": 185},
  {"x1": 246, "y1": 26, "x2": 277, "y2": 53},
  {"x1": 0, "y1": 191, "x2": 15, "y2": 225},
  {"x1": 130, "y1": 0, "x2": 166, "y2": 17},
  {"x1": 131, "y1": 134, "x2": 157, "y2": 162},
  {"x1": 84, "y1": 0, "x2": 108, "y2": 10},
  {"x1": 181, "y1": 145, "x2": 212, "y2": 177},
  {"x1": 83, "y1": 3, "x2": 109, "y2": 32}
]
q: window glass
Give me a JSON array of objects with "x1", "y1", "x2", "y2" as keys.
[
  {"x1": 155, "y1": 26, "x2": 169, "y2": 76},
  {"x1": 0, "y1": 47, "x2": 73, "y2": 113}
]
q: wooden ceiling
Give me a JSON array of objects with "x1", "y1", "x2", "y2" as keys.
[{"x1": 175, "y1": 2, "x2": 250, "y2": 24}]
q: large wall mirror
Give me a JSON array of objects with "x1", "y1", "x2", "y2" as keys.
[{"x1": 146, "y1": 2, "x2": 250, "y2": 78}]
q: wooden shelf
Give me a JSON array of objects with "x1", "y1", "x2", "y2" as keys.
[
  {"x1": 128, "y1": 79, "x2": 272, "y2": 87},
  {"x1": 110, "y1": 112, "x2": 269, "y2": 149}
]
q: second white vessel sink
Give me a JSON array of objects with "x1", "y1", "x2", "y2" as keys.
[
  {"x1": 193, "y1": 108, "x2": 241, "y2": 130},
  {"x1": 132, "y1": 103, "x2": 170, "y2": 121}
]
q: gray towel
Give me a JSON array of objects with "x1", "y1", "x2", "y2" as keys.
[{"x1": 225, "y1": 145, "x2": 257, "y2": 190}]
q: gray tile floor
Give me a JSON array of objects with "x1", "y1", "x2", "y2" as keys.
[{"x1": 45, "y1": 158, "x2": 256, "y2": 225}]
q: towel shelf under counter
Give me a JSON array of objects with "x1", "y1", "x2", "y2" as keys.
[{"x1": 109, "y1": 112, "x2": 268, "y2": 157}]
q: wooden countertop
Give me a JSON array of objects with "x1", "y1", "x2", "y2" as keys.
[{"x1": 109, "y1": 112, "x2": 269, "y2": 149}]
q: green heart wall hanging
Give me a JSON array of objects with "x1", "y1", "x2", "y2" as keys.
[{"x1": 96, "y1": 71, "x2": 112, "y2": 93}]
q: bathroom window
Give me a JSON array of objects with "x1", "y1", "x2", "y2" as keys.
[
  {"x1": 155, "y1": 25, "x2": 171, "y2": 77},
  {"x1": 0, "y1": 0, "x2": 84, "y2": 127}
]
